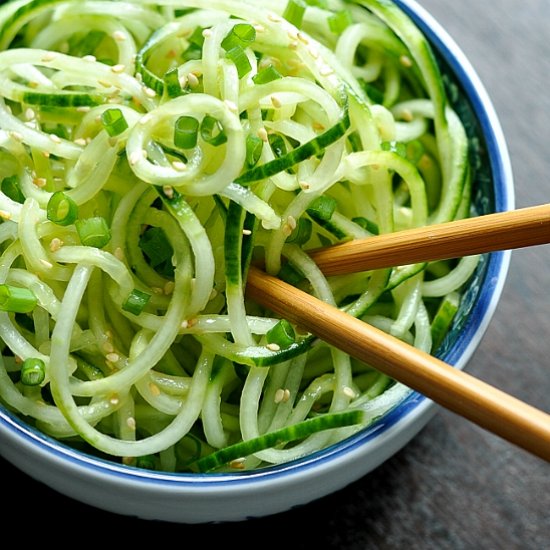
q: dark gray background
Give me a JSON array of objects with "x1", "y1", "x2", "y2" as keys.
[{"x1": 2, "y1": 1, "x2": 549, "y2": 547}]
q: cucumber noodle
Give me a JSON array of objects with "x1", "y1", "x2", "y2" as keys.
[{"x1": 0, "y1": 0, "x2": 480, "y2": 472}]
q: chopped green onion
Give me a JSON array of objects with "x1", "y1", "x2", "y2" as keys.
[
  {"x1": 200, "y1": 115, "x2": 227, "y2": 146},
  {"x1": 225, "y1": 45, "x2": 252, "y2": 79},
  {"x1": 221, "y1": 23, "x2": 256, "y2": 51},
  {"x1": 122, "y1": 289, "x2": 151, "y2": 316},
  {"x1": 139, "y1": 226, "x2": 174, "y2": 267},
  {"x1": 328, "y1": 10, "x2": 353, "y2": 34},
  {"x1": 252, "y1": 65, "x2": 283, "y2": 85},
  {"x1": 164, "y1": 67, "x2": 184, "y2": 98},
  {"x1": 20, "y1": 358, "x2": 46, "y2": 386},
  {"x1": 1, "y1": 175, "x2": 25, "y2": 204},
  {"x1": 46, "y1": 191, "x2": 78, "y2": 226},
  {"x1": 286, "y1": 217, "x2": 312, "y2": 244},
  {"x1": 306, "y1": 195, "x2": 337, "y2": 221},
  {"x1": 352, "y1": 216, "x2": 379, "y2": 235},
  {"x1": 283, "y1": 0, "x2": 306, "y2": 28},
  {"x1": 75, "y1": 217, "x2": 111, "y2": 248},
  {"x1": 101, "y1": 108, "x2": 128, "y2": 137},
  {"x1": 0, "y1": 284, "x2": 37, "y2": 313},
  {"x1": 245, "y1": 134, "x2": 263, "y2": 167},
  {"x1": 174, "y1": 116, "x2": 199, "y2": 149},
  {"x1": 266, "y1": 319, "x2": 296, "y2": 348}
]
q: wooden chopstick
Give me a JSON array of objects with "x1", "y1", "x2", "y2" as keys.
[
  {"x1": 308, "y1": 203, "x2": 550, "y2": 276},
  {"x1": 246, "y1": 266, "x2": 550, "y2": 462}
]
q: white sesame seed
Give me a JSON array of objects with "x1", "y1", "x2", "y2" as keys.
[
  {"x1": 129, "y1": 150, "x2": 144, "y2": 166},
  {"x1": 126, "y1": 417, "x2": 136, "y2": 430},
  {"x1": 274, "y1": 388, "x2": 285, "y2": 403},
  {"x1": 299, "y1": 181, "x2": 311, "y2": 191},
  {"x1": 308, "y1": 46, "x2": 319, "y2": 59},
  {"x1": 162, "y1": 185, "x2": 174, "y2": 199},
  {"x1": 343, "y1": 386, "x2": 356, "y2": 399},
  {"x1": 229, "y1": 458, "x2": 246, "y2": 469},
  {"x1": 289, "y1": 41, "x2": 298, "y2": 50},
  {"x1": 283, "y1": 389, "x2": 291, "y2": 402},
  {"x1": 400, "y1": 55, "x2": 413, "y2": 68},
  {"x1": 202, "y1": 28, "x2": 212, "y2": 38},
  {"x1": 106, "y1": 352, "x2": 120, "y2": 363},
  {"x1": 242, "y1": 228, "x2": 252, "y2": 236},
  {"x1": 41, "y1": 52, "x2": 57, "y2": 62},
  {"x1": 400, "y1": 109, "x2": 413, "y2": 122},
  {"x1": 109, "y1": 395, "x2": 120, "y2": 406},
  {"x1": 25, "y1": 108, "x2": 35, "y2": 121},
  {"x1": 268, "y1": 13, "x2": 282, "y2": 23},
  {"x1": 187, "y1": 72, "x2": 200, "y2": 88},
  {"x1": 319, "y1": 65, "x2": 334, "y2": 77},
  {"x1": 178, "y1": 74, "x2": 188, "y2": 89},
  {"x1": 112, "y1": 30, "x2": 127, "y2": 42},
  {"x1": 42, "y1": 151, "x2": 50, "y2": 158},
  {"x1": 76, "y1": 106, "x2": 91, "y2": 113},
  {"x1": 270, "y1": 95, "x2": 282, "y2": 108},
  {"x1": 180, "y1": 320, "x2": 189, "y2": 329},
  {"x1": 111, "y1": 63, "x2": 126, "y2": 74},
  {"x1": 282, "y1": 223, "x2": 293, "y2": 237},
  {"x1": 297, "y1": 32, "x2": 309, "y2": 45},
  {"x1": 172, "y1": 160, "x2": 187, "y2": 171},
  {"x1": 257, "y1": 127, "x2": 268, "y2": 142},
  {"x1": 254, "y1": 24, "x2": 265, "y2": 33},
  {"x1": 148, "y1": 382, "x2": 161, "y2": 397},
  {"x1": 39, "y1": 259, "x2": 53, "y2": 269},
  {"x1": 98, "y1": 79, "x2": 112, "y2": 88},
  {"x1": 33, "y1": 177, "x2": 47, "y2": 188},
  {"x1": 266, "y1": 342, "x2": 281, "y2": 352},
  {"x1": 74, "y1": 138, "x2": 87, "y2": 146},
  {"x1": 114, "y1": 247, "x2": 124, "y2": 261},
  {"x1": 103, "y1": 341, "x2": 115, "y2": 354},
  {"x1": 144, "y1": 87, "x2": 157, "y2": 98},
  {"x1": 83, "y1": 55, "x2": 97, "y2": 62},
  {"x1": 164, "y1": 281, "x2": 175, "y2": 295},
  {"x1": 224, "y1": 99, "x2": 238, "y2": 112},
  {"x1": 287, "y1": 215, "x2": 297, "y2": 232}
]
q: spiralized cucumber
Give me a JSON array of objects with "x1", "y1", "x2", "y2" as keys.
[{"x1": 0, "y1": 0, "x2": 480, "y2": 472}]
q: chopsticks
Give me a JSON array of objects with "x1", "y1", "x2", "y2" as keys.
[
  {"x1": 308, "y1": 203, "x2": 550, "y2": 275},
  {"x1": 245, "y1": 204, "x2": 550, "y2": 461}
]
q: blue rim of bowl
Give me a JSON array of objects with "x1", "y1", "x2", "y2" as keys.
[{"x1": 0, "y1": 0, "x2": 514, "y2": 488}]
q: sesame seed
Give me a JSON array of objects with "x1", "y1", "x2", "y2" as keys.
[
  {"x1": 103, "y1": 341, "x2": 115, "y2": 354},
  {"x1": 242, "y1": 228, "x2": 252, "y2": 236},
  {"x1": 257, "y1": 127, "x2": 268, "y2": 142},
  {"x1": 400, "y1": 55, "x2": 413, "y2": 68},
  {"x1": 172, "y1": 160, "x2": 187, "y2": 171},
  {"x1": 76, "y1": 106, "x2": 91, "y2": 113},
  {"x1": 229, "y1": 458, "x2": 246, "y2": 469},
  {"x1": 319, "y1": 65, "x2": 334, "y2": 77},
  {"x1": 144, "y1": 87, "x2": 156, "y2": 98},
  {"x1": 270, "y1": 95, "x2": 282, "y2": 108},
  {"x1": 39, "y1": 259, "x2": 53, "y2": 269},
  {"x1": 114, "y1": 246, "x2": 124, "y2": 261},
  {"x1": 162, "y1": 185, "x2": 174, "y2": 199},
  {"x1": 109, "y1": 395, "x2": 120, "y2": 406},
  {"x1": 254, "y1": 24, "x2": 265, "y2": 33},
  {"x1": 49, "y1": 238, "x2": 63, "y2": 253},
  {"x1": 106, "y1": 352, "x2": 120, "y2": 363},
  {"x1": 274, "y1": 388, "x2": 285, "y2": 403},
  {"x1": 129, "y1": 150, "x2": 145, "y2": 166},
  {"x1": 126, "y1": 417, "x2": 136, "y2": 430},
  {"x1": 266, "y1": 342, "x2": 280, "y2": 352},
  {"x1": 41, "y1": 52, "x2": 57, "y2": 62},
  {"x1": 299, "y1": 181, "x2": 311, "y2": 191},
  {"x1": 287, "y1": 215, "x2": 297, "y2": 231},
  {"x1": 297, "y1": 32, "x2": 309, "y2": 45},
  {"x1": 83, "y1": 55, "x2": 97, "y2": 62},
  {"x1": 74, "y1": 138, "x2": 87, "y2": 146},
  {"x1": 180, "y1": 320, "x2": 189, "y2": 329},
  {"x1": 202, "y1": 28, "x2": 212, "y2": 38},
  {"x1": 287, "y1": 29, "x2": 298, "y2": 41},
  {"x1": 148, "y1": 382, "x2": 161, "y2": 397},
  {"x1": 113, "y1": 30, "x2": 127, "y2": 42},
  {"x1": 308, "y1": 46, "x2": 319, "y2": 59},
  {"x1": 343, "y1": 386, "x2": 356, "y2": 399},
  {"x1": 42, "y1": 151, "x2": 50, "y2": 158},
  {"x1": 33, "y1": 177, "x2": 47, "y2": 188},
  {"x1": 111, "y1": 64, "x2": 126, "y2": 74},
  {"x1": 283, "y1": 389, "x2": 291, "y2": 402},
  {"x1": 282, "y1": 223, "x2": 293, "y2": 237},
  {"x1": 25, "y1": 108, "x2": 35, "y2": 120},
  {"x1": 164, "y1": 281, "x2": 175, "y2": 295},
  {"x1": 98, "y1": 79, "x2": 112, "y2": 88},
  {"x1": 268, "y1": 13, "x2": 282, "y2": 23},
  {"x1": 400, "y1": 109, "x2": 413, "y2": 122},
  {"x1": 288, "y1": 41, "x2": 298, "y2": 50},
  {"x1": 187, "y1": 72, "x2": 200, "y2": 88},
  {"x1": 178, "y1": 74, "x2": 188, "y2": 89}
]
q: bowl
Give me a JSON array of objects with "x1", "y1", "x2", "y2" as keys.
[{"x1": 0, "y1": 0, "x2": 513, "y2": 523}]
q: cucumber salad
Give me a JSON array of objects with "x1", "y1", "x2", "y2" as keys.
[{"x1": 0, "y1": 0, "x2": 478, "y2": 472}]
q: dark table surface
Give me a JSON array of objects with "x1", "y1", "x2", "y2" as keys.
[{"x1": 2, "y1": 1, "x2": 549, "y2": 547}]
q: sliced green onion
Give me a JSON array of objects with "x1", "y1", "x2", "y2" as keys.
[
  {"x1": 75, "y1": 217, "x2": 111, "y2": 248},
  {"x1": 306, "y1": 195, "x2": 337, "y2": 222},
  {"x1": 174, "y1": 116, "x2": 199, "y2": 149},
  {"x1": 328, "y1": 10, "x2": 353, "y2": 34},
  {"x1": 352, "y1": 216, "x2": 379, "y2": 235},
  {"x1": 101, "y1": 108, "x2": 128, "y2": 137},
  {"x1": 164, "y1": 67, "x2": 184, "y2": 98},
  {"x1": 1, "y1": 175, "x2": 25, "y2": 204},
  {"x1": 122, "y1": 289, "x2": 151, "y2": 316},
  {"x1": 225, "y1": 45, "x2": 252, "y2": 79},
  {"x1": 283, "y1": 0, "x2": 306, "y2": 28},
  {"x1": 46, "y1": 191, "x2": 78, "y2": 226},
  {"x1": 245, "y1": 134, "x2": 263, "y2": 167},
  {"x1": 200, "y1": 115, "x2": 227, "y2": 146},
  {"x1": 252, "y1": 65, "x2": 283, "y2": 85},
  {"x1": 266, "y1": 319, "x2": 296, "y2": 348},
  {"x1": 139, "y1": 226, "x2": 174, "y2": 267},
  {"x1": 286, "y1": 217, "x2": 312, "y2": 244},
  {"x1": 221, "y1": 23, "x2": 256, "y2": 51},
  {"x1": 20, "y1": 358, "x2": 46, "y2": 386},
  {"x1": 0, "y1": 284, "x2": 37, "y2": 313}
]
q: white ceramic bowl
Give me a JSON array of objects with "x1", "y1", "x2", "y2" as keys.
[{"x1": 0, "y1": 0, "x2": 513, "y2": 523}]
